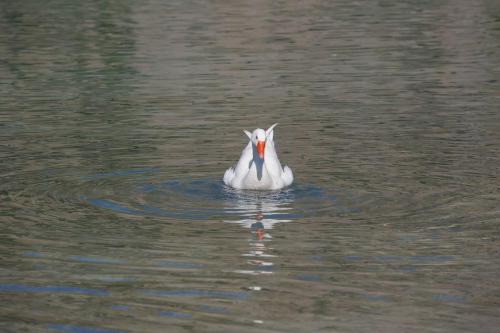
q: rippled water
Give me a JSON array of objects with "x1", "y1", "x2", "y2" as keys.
[{"x1": 1, "y1": 0, "x2": 500, "y2": 332}]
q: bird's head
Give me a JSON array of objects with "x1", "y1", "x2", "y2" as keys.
[{"x1": 244, "y1": 123, "x2": 277, "y2": 160}]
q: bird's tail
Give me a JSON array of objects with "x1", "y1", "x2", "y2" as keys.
[
  {"x1": 282, "y1": 165, "x2": 294, "y2": 186},
  {"x1": 223, "y1": 167, "x2": 235, "y2": 186}
]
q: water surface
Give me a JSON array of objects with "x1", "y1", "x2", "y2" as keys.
[{"x1": 1, "y1": 0, "x2": 500, "y2": 332}]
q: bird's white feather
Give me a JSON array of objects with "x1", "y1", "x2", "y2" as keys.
[{"x1": 223, "y1": 125, "x2": 293, "y2": 190}]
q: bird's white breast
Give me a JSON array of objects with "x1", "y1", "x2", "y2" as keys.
[{"x1": 241, "y1": 161, "x2": 274, "y2": 190}]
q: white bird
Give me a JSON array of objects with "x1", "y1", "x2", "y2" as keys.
[{"x1": 223, "y1": 123, "x2": 293, "y2": 190}]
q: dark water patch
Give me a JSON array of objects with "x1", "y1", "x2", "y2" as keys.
[
  {"x1": 308, "y1": 255, "x2": 324, "y2": 262},
  {"x1": 69, "y1": 256, "x2": 126, "y2": 265},
  {"x1": 142, "y1": 289, "x2": 249, "y2": 300},
  {"x1": 0, "y1": 284, "x2": 108, "y2": 296},
  {"x1": 196, "y1": 304, "x2": 229, "y2": 314},
  {"x1": 22, "y1": 251, "x2": 47, "y2": 258},
  {"x1": 111, "y1": 305, "x2": 130, "y2": 311},
  {"x1": 97, "y1": 276, "x2": 135, "y2": 283},
  {"x1": 374, "y1": 255, "x2": 402, "y2": 263},
  {"x1": 82, "y1": 177, "x2": 357, "y2": 221},
  {"x1": 159, "y1": 310, "x2": 192, "y2": 319},
  {"x1": 154, "y1": 260, "x2": 204, "y2": 269},
  {"x1": 33, "y1": 264, "x2": 48, "y2": 270},
  {"x1": 397, "y1": 266, "x2": 417, "y2": 273},
  {"x1": 344, "y1": 255, "x2": 363, "y2": 262},
  {"x1": 84, "y1": 198, "x2": 144, "y2": 216},
  {"x1": 252, "y1": 265, "x2": 274, "y2": 272},
  {"x1": 48, "y1": 324, "x2": 125, "y2": 333},
  {"x1": 85, "y1": 197, "x2": 230, "y2": 220}
]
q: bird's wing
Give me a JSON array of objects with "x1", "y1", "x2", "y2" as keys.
[
  {"x1": 232, "y1": 141, "x2": 253, "y2": 176},
  {"x1": 281, "y1": 165, "x2": 294, "y2": 186},
  {"x1": 264, "y1": 139, "x2": 283, "y2": 180}
]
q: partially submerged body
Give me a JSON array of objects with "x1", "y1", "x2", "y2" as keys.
[{"x1": 223, "y1": 124, "x2": 293, "y2": 190}]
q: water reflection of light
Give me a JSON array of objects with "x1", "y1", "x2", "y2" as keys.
[
  {"x1": 224, "y1": 189, "x2": 294, "y2": 276},
  {"x1": 224, "y1": 195, "x2": 293, "y2": 230}
]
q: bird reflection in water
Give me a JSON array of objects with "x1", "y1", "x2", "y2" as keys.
[
  {"x1": 251, "y1": 212, "x2": 266, "y2": 241},
  {"x1": 224, "y1": 195, "x2": 293, "y2": 275},
  {"x1": 245, "y1": 211, "x2": 274, "y2": 275}
]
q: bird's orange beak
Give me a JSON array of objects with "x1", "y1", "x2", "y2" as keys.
[{"x1": 256, "y1": 141, "x2": 265, "y2": 159}]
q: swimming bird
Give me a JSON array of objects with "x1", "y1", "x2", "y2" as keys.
[{"x1": 223, "y1": 124, "x2": 293, "y2": 190}]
